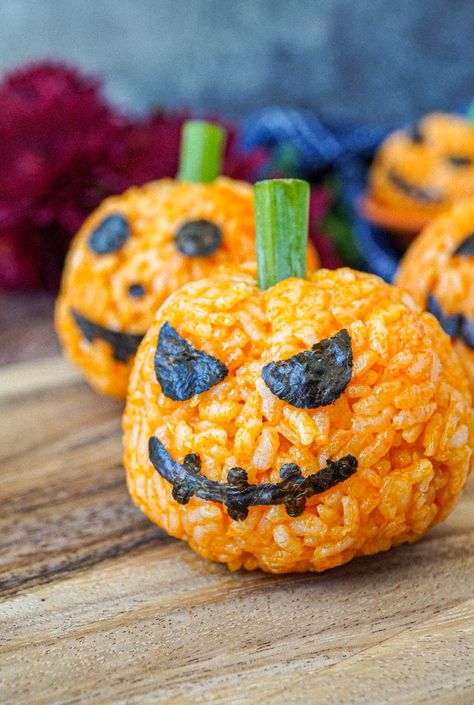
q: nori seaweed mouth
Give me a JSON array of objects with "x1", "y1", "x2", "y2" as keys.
[
  {"x1": 427, "y1": 295, "x2": 474, "y2": 349},
  {"x1": 71, "y1": 308, "x2": 144, "y2": 363},
  {"x1": 149, "y1": 435, "x2": 358, "y2": 521},
  {"x1": 388, "y1": 169, "x2": 443, "y2": 204}
]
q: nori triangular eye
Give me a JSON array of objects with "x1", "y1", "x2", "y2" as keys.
[
  {"x1": 155, "y1": 322, "x2": 228, "y2": 401},
  {"x1": 453, "y1": 233, "x2": 474, "y2": 256},
  {"x1": 262, "y1": 329, "x2": 353, "y2": 409}
]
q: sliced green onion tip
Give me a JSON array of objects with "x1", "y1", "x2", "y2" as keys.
[
  {"x1": 254, "y1": 178, "x2": 310, "y2": 290},
  {"x1": 178, "y1": 120, "x2": 226, "y2": 183}
]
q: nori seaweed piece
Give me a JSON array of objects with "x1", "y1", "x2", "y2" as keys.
[
  {"x1": 447, "y1": 155, "x2": 472, "y2": 167},
  {"x1": 427, "y1": 294, "x2": 474, "y2": 350},
  {"x1": 88, "y1": 214, "x2": 130, "y2": 254},
  {"x1": 408, "y1": 123, "x2": 424, "y2": 143},
  {"x1": 71, "y1": 309, "x2": 143, "y2": 362},
  {"x1": 155, "y1": 322, "x2": 228, "y2": 401},
  {"x1": 128, "y1": 283, "x2": 146, "y2": 298},
  {"x1": 149, "y1": 436, "x2": 358, "y2": 521},
  {"x1": 453, "y1": 232, "x2": 474, "y2": 256},
  {"x1": 427, "y1": 294, "x2": 462, "y2": 338},
  {"x1": 461, "y1": 317, "x2": 474, "y2": 348},
  {"x1": 261, "y1": 329, "x2": 353, "y2": 409},
  {"x1": 175, "y1": 219, "x2": 222, "y2": 257},
  {"x1": 388, "y1": 169, "x2": 443, "y2": 203}
]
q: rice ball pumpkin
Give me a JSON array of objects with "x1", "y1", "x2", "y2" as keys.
[
  {"x1": 56, "y1": 121, "x2": 318, "y2": 398},
  {"x1": 124, "y1": 179, "x2": 473, "y2": 573},
  {"x1": 361, "y1": 112, "x2": 474, "y2": 240},
  {"x1": 397, "y1": 198, "x2": 474, "y2": 393}
]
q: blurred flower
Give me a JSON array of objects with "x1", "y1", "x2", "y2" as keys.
[{"x1": 0, "y1": 61, "x2": 126, "y2": 290}]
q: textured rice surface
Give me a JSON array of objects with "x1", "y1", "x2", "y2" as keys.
[
  {"x1": 56, "y1": 177, "x2": 318, "y2": 397},
  {"x1": 123, "y1": 268, "x2": 474, "y2": 573},
  {"x1": 397, "y1": 199, "x2": 474, "y2": 393},
  {"x1": 366, "y1": 113, "x2": 474, "y2": 231}
]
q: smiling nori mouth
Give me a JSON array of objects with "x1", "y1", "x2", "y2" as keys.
[
  {"x1": 71, "y1": 309, "x2": 144, "y2": 363},
  {"x1": 388, "y1": 169, "x2": 443, "y2": 204},
  {"x1": 149, "y1": 436, "x2": 358, "y2": 521}
]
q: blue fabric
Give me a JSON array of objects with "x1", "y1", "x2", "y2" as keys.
[
  {"x1": 241, "y1": 107, "x2": 415, "y2": 282},
  {"x1": 242, "y1": 106, "x2": 389, "y2": 171},
  {"x1": 336, "y1": 155, "x2": 401, "y2": 283}
]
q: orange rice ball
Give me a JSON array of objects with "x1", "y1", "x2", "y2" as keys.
[
  {"x1": 123, "y1": 267, "x2": 473, "y2": 573},
  {"x1": 361, "y1": 113, "x2": 474, "y2": 239},
  {"x1": 56, "y1": 177, "x2": 318, "y2": 398},
  {"x1": 397, "y1": 199, "x2": 474, "y2": 393}
]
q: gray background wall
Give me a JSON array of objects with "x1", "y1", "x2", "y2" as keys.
[{"x1": 0, "y1": 0, "x2": 472, "y2": 126}]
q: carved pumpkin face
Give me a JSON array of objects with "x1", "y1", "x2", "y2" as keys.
[
  {"x1": 362, "y1": 113, "x2": 474, "y2": 236},
  {"x1": 123, "y1": 268, "x2": 473, "y2": 573},
  {"x1": 58, "y1": 177, "x2": 319, "y2": 398},
  {"x1": 397, "y1": 198, "x2": 474, "y2": 391}
]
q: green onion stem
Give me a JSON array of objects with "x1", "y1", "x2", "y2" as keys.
[
  {"x1": 178, "y1": 120, "x2": 225, "y2": 183},
  {"x1": 254, "y1": 178, "x2": 310, "y2": 289}
]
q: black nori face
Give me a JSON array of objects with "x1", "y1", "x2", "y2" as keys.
[
  {"x1": 261, "y1": 329, "x2": 353, "y2": 409},
  {"x1": 175, "y1": 219, "x2": 223, "y2": 257},
  {"x1": 154, "y1": 322, "x2": 228, "y2": 401},
  {"x1": 453, "y1": 233, "x2": 474, "y2": 257},
  {"x1": 149, "y1": 436, "x2": 358, "y2": 521},
  {"x1": 387, "y1": 169, "x2": 443, "y2": 204},
  {"x1": 427, "y1": 295, "x2": 474, "y2": 349},
  {"x1": 71, "y1": 309, "x2": 144, "y2": 362},
  {"x1": 88, "y1": 214, "x2": 130, "y2": 254}
]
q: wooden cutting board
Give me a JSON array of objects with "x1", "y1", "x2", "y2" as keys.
[{"x1": 1, "y1": 356, "x2": 474, "y2": 705}]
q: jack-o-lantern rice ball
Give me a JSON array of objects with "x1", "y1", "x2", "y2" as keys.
[
  {"x1": 56, "y1": 176, "x2": 261, "y2": 397},
  {"x1": 361, "y1": 112, "x2": 474, "y2": 237},
  {"x1": 397, "y1": 198, "x2": 474, "y2": 393},
  {"x1": 124, "y1": 265, "x2": 474, "y2": 573}
]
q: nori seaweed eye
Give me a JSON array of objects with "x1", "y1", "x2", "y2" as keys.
[
  {"x1": 453, "y1": 233, "x2": 474, "y2": 256},
  {"x1": 175, "y1": 219, "x2": 223, "y2": 257},
  {"x1": 262, "y1": 329, "x2": 353, "y2": 408},
  {"x1": 128, "y1": 283, "x2": 146, "y2": 298},
  {"x1": 88, "y1": 214, "x2": 130, "y2": 255},
  {"x1": 154, "y1": 322, "x2": 228, "y2": 400}
]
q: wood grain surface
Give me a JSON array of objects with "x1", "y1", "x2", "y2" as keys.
[
  {"x1": 0, "y1": 292, "x2": 59, "y2": 366},
  {"x1": 1, "y1": 355, "x2": 474, "y2": 705}
]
